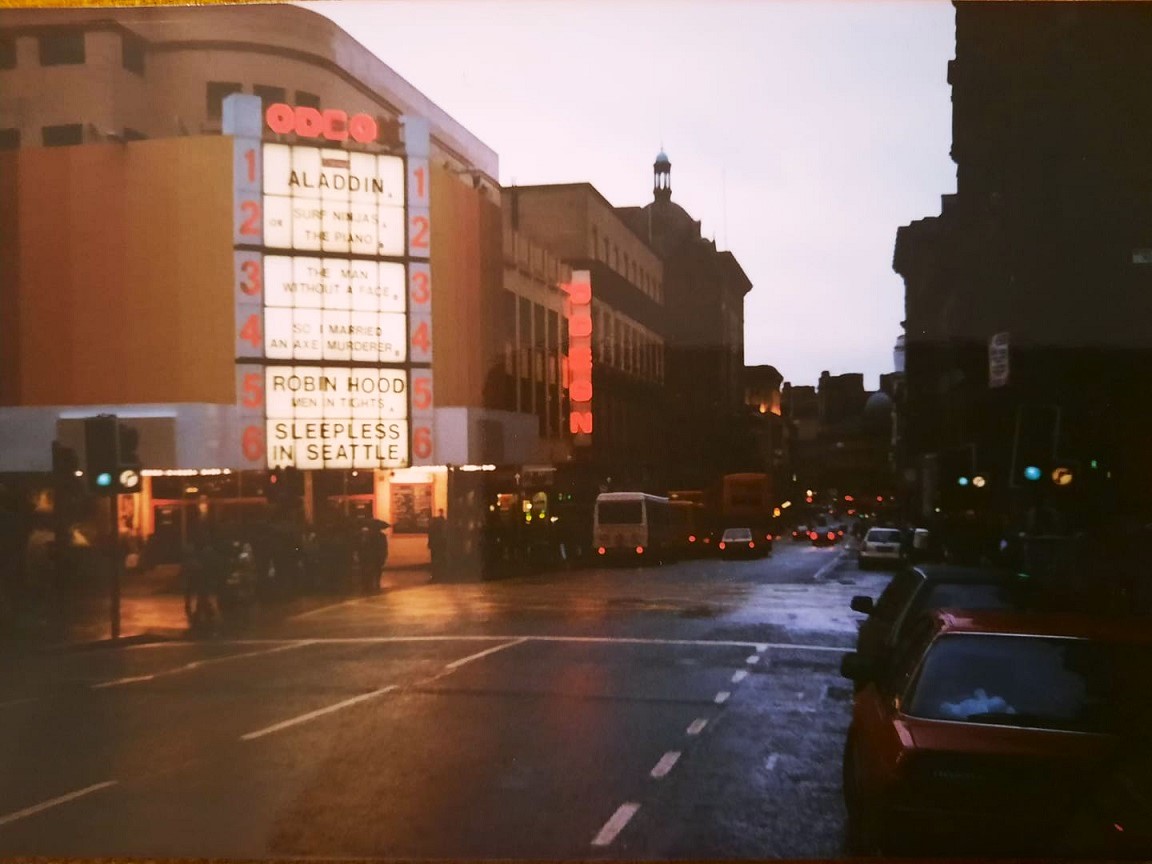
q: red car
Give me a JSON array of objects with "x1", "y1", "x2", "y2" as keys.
[{"x1": 840, "y1": 609, "x2": 1152, "y2": 857}]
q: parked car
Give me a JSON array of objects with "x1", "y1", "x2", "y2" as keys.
[
  {"x1": 791, "y1": 524, "x2": 810, "y2": 542},
  {"x1": 849, "y1": 564, "x2": 1020, "y2": 680},
  {"x1": 718, "y1": 527, "x2": 762, "y2": 558},
  {"x1": 858, "y1": 526, "x2": 905, "y2": 569},
  {"x1": 839, "y1": 609, "x2": 1152, "y2": 856}
]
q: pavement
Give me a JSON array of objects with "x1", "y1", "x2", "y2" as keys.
[{"x1": 0, "y1": 540, "x2": 902, "y2": 860}]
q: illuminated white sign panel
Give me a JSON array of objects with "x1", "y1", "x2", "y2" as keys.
[
  {"x1": 262, "y1": 145, "x2": 405, "y2": 256},
  {"x1": 266, "y1": 367, "x2": 410, "y2": 469},
  {"x1": 262, "y1": 256, "x2": 407, "y2": 362},
  {"x1": 225, "y1": 94, "x2": 436, "y2": 472}
]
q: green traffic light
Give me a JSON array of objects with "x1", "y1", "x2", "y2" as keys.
[{"x1": 95, "y1": 472, "x2": 113, "y2": 487}]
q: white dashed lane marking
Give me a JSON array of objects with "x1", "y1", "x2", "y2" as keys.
[
  {"x1": 766, "y1": 753, "x2": 779, "y2": 771},
  {"x1": 686, "y1": 718, "x2": 708, "y2": 736},
  {"x1": 746, "y1": 654, "x2": 761, "y2": 665},
  {"x1": 592, "y1": 802, "x2": 641, "y2": 847},
  {"x1": 731, "y1": 669, "x2": 748, "y2": 684},
  {"x1": 0, "y1": 781, "x2": 118, "y2": 827},
  {"x1": 650, "y1": 751, "x2": 681, "y2": 779},
  {"x1": 714, "y1": 691, "x2": 731, "y2": 704}
]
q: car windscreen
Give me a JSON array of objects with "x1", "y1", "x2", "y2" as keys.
[
  {"x1": 866, "y1": 529, "x2": 901, "y2": 543},
  {"x1": 904, "y1": 633, "x2": 1152, "y2": 733},
  {"x1": 597, "y1": 500, "x2": 643, "y2": 525}
]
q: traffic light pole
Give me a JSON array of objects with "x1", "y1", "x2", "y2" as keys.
[{"x1": 109, "y1": 492, "x2": 121, "y2": 640}]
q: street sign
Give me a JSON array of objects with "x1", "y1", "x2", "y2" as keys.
[{"x1": 989, "y1": 331, "x2": 1009, "y2": 388}]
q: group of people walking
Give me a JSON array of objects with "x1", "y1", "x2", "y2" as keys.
[{"x1": 181, "y1": 516, "x2": 389, "y2": 633}]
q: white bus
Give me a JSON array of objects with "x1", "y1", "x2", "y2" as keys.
[{"x1": 593, "y1": 492, "x2": 672, "y2": 561}]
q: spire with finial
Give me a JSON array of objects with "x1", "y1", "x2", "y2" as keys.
[{"x1": 653, "y1": 146, "x2": 671, "y2": 202}]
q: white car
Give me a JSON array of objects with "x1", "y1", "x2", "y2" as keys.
[{"x1": 858, "y1": 527, "x2": 905, "y2": 570}]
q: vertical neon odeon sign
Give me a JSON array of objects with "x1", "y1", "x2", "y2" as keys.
[
  {"x1": 564, "y1": 270, "x2": 593, "y2": 445},
  {"x1": 224, "y1": 95, "x2": 435, "y2": 470}
]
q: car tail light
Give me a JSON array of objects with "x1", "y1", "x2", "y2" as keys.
[
  {"x1": 598, "y1": 546, "x2": 606, "y2": 555},
  {"x1": 636, "y1": 546, "x2": 644, "y2": 555},
  {"x1": 688, "y1": 534, "x2": 696, "y2": 543},
  {"x1": 703, "y1": 537, "x2": 711, "y2": 544},
  {"x1": 749, "y1": 541, "x2": 755, "y2": 549},
  {"x1": 809, "y1": 531, "x2": 817, "y2": 540},
  {"x1": 838, "y1": 530, "x2": 844, "y2": 536},
  {"x1": 719, "y1": 542, "x2": 726, "y2": 550},
  {"x1": 827, "y1": 532, "x2": 835, "y2": 540}
]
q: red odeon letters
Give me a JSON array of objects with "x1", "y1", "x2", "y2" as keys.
[
  {"x1": 265, "y1": 103, "x2": 379, "y2": 144},
  {"x1": 564, "y1": 280, "x2": 594, "y2": 437}
]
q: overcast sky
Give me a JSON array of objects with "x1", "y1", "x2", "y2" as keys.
[{"x1": 301, "y1": 0, "x2": 957, "y2": 389}]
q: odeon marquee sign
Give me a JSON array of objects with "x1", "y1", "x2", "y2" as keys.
[
  {"x1": 225, "y1": 95, "x2": 435, "y2": 471},
  {"x1": 264, "y1": 102, "x2": 379, "y2": 143}
]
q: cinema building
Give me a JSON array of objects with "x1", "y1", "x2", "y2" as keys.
[{"x1": 0, "y1": 5, "x2": 545, "y2": 562}]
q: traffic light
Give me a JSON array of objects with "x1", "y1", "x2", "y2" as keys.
[
  {"x1": 117, "y1": 422, "x2": 142, "y2": 493},
  {"x1": 84, "y1": 415, "x2": 142, "y2": 494},
  {"x1": 84, "y1": 415, "x2": 119, "y2": 495}
]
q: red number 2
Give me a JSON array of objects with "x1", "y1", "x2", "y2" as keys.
[
  {"x1": 411, "y1": 216, "x2": 430, "y2": 249},
  {"x1": 240, "y1": 200, "x2": 261, "y2": 236}
]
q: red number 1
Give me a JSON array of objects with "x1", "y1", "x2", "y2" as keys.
[{"x1": 244, "y1": 148, "x2": 257, "y2": 184}]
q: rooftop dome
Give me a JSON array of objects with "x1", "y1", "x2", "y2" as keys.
[
  {"x1": 862, "y1": 390, "x2": 894, "y2": 433},
  {"x1": 655, "y1": 149, "x2": 670, "y2": 166}
]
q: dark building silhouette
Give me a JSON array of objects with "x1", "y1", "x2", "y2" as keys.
[
  {"x1": 894, "y1": 1, "x2": 1152, "y2": 527},
  {"x1": 618, "y1": 151, "x2": 753, "y2": 488},
  {"x1": 782, "y1": 374, "x2": 892, "y2": 506}
]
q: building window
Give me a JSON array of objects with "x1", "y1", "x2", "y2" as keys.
[
  {"x1": 0, "y1": 128, "x2": 19, "y2": 150},
  {"x1": 42, "y1": 124, "x2": 82, "y2": 147},
  {"x1": 123, "y1": 128, "x2": 147, "y2": 141},
  {"x1": 254, "y1": 84, "x2": 286, "y2": 114},
  {"x1": 0, "y1": 37, "x2": 15, "y2": 70},
  {"x1": 121, "y1": 34, "x2": 144, "y2": 75},
  {"x1": 206, "y1": 81, "x2": 243, "y2": 119},
  {"x1": 39, "y1": 31, "x2": 85, "y2": 66},
  {"x1": 295, "y1": 90, "x2": 321, "y2": 109}
]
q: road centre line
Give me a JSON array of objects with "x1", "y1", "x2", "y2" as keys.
[
  {"x1": 591, "y1": 802, "x2": 641, "y2": 847},
  {"x1": 686, "y1": 718, "x2": 708, "y2": 735},
  {"x1": 650, "y1": 751, "x2": 681, "y2": 779},
  {"x1": 241, "y1": 685, "x2": 398, "y2": 741},
  {"x1": 0, "y1": 696, "x2": 39, "y2": 709},
  {"x1": 91, "y1": 641, "x2": 316, "y2": 689},
  {"x1": 443, "y1": 637, "x2": 528, "y2": 670},
  {"x1": 289, "y1": 596, "x2": 371, "y2": 620},
  {"x1": 241, "y1": 639, "x2": 525, "y2": 742},
  {"x1": 715, "y1": 691, "x2": 731, "y2": 704},
  {"x1": 812, "y1": 552, "x2": 847, "y2": 582},
  {"x1": 0, "y1": 781, "x2": 118, "y2": 828},
  {"x1": 138, "y1": 635, "x2": 847, "y2": 652}
]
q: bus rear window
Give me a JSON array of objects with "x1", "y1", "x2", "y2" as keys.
[{"x1": 598, "y1": 501, "x2": 643, "y2": 524}]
